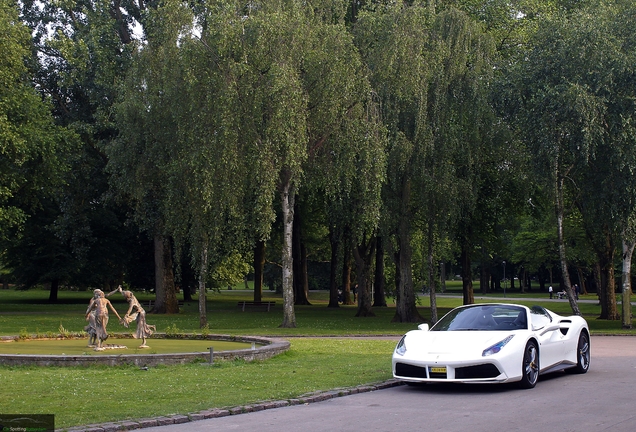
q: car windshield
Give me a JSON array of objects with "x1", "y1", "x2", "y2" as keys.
[{"x1": 430, "y1": 305, "x2": 527, "y2": 331}]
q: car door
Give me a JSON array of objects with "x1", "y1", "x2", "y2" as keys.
[{"x1": 530, "y1": 306, "x2": 565, "y2": 370}]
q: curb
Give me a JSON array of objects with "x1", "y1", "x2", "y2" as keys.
[{"x1": 64, "y1": 379, "x2": 405, "y2": 432}]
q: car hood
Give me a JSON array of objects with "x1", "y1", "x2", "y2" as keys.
[{"x1": 403, "y1": 330, "x2": 514, "y2": 356}]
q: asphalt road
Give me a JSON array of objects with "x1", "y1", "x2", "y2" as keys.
[{"x1": 143, "y1": 336, "x2": 636, "y2": 432}]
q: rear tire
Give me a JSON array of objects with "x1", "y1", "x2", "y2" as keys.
[
  {"x1": 570, "y1": 331, "x2": 590, "y2": 374},
  {"x1": 518, "y1": 341, "x2": 539, "y2": 389}
]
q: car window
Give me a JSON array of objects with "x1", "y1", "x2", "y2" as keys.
[
  {"x1": 530, "y1": 305, "x2": 552, "y2": 330},
  {"x1": 431, "y1": 305, "x2": 527, "y2": 331}
]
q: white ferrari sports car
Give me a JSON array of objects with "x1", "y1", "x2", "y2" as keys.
[{"x1": 392, "y1": 303, "x2": 590, "y2": 388}]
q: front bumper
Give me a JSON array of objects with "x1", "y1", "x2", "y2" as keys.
[{"x1": 393, "y1": 358, "x2": 513, "y2": 384}]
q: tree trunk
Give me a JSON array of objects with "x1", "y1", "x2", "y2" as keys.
[
  {"x1": 153, "y1": 234, "x2": 178, "y2": 314},
  {"x1": 599, "y1": 258, "x2": 616, "y2": 319},
  {"x1": 480, "y1": 265, "x2": 488, "y2": 295},
  {"x1": 253, "y1": 239, "x2": 266, "y2": 303},
  {"x1": 595, "y1": 230, "x2": 618, "y2": 319},
  {"x1": 440, "y1": 261, "x2": 446, "y2": 292},
  {"x1": 328, "y1": 226, "x2": 340, "y2": 308},
  {"x1": 198, "y1": 248, "x2": 207, "y2": 328},
  {"x1": 279, "y1": 181, "x2": 296, "y2": 328},
  {"x1": 296, "y1": 242, "x2": 311, "y2": 304},
  {"x1": 427, "y1": 223, "x2": 437, "y2": 324},
  {"x1": 292, "y1": 196, "x2": 311, "y2": 305},
  {"x1": 480, "y1": 244, "x2": 488, "y2": 294},
  {"x1": 621, "y1": 236, "x2": 634, "y2": 329},
  {"x1": 373, "y1": 236, "x2": 387, "y2": 307},
  {"x1": 182, "y1": 281, "x2": 193, "y2": 302},
  {"x1": 461, "y1": 246, "x2": 474, "y2": 305},
  {"x1": 391, "y1": 243, "x2": 422, "y2": 322},
  {"x1": 341, "y1": 228, "x2": 354, "y2": 305},
  {"x1": 180, "y1": 251, "x2": 194, "y2": 302},
  {"x1": 154, "y1": 234, "x2": 165, "y2": 312},
  {"x1": 520, "y1": 268, "x2": 528, "y2": 293},
  {"x1": 292, "y1": 200, "x2": 310, "y2": 305},
  {"x1": 48, "y1": 279, "x2": 59, "y2": 303},
  {"x1": 577, "y1": 267, "x2": 588, "y2": 295},
  {"x1": 392, "y1": 179, "x2": 423, "y2": 323},
  {"x1": 554, "y1": 170, "x2": 580, "y2": 315},
  {"x1": 593, "y1": 261, "x2": 605, "y2": 312},
  {"x1": 510, "y1": 265, "x2": 516, "y2": 290},
  {"x1": 353, "y1": 236, "x2": 375, "y2": 317}
]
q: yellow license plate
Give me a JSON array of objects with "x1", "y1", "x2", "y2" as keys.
[{"x1": 430, "y1": 367, "x2": 446, "y2": 373}]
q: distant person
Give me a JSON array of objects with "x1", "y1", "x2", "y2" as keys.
[
  {"x1": 574, "y1": 284, "x2": 580, "y2": 300},
  {"x1": 549, "y1": 285, "x2": 553, "y2": 299}
]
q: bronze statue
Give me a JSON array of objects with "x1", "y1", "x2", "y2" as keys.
[
  {"x1": 85, "y1": 289, "x2": 123, "y2": 350},
  {"x1": 84, "y1": 290, "x2": 100, "y2": 347},
  {"x1": 111, "y1": 286, "x2": 156, "y2": 348}
]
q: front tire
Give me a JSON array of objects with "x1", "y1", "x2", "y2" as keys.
[
  {"x1": 570, "y1": 330, "x2": 590, "y2": 374},
  {"x1": 518, "y1": 341, "x2": 539, "y2": 389}
]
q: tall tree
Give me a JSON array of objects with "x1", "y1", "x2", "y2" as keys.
[
  {"x1": 354, "y1": 1, "x2": 435, "y2": 323},
  {"x1": 0, "y1": 0, "x2": 73, "y2": 234},
  {"x1": 229, "y1": 0, "x2": 385, "y2": 325},
  {"x1": 108, "y1": 0, "x2": 192, "y2": 314},
  {"x1": 513, "y1": 10, "x2": 607, "y2": 316},
  {"x1": 574, "y1": 0, "x2": 636, "y2": 323},
  {"x1": 15, "y1": 0, "x2": 152, "y2": 297},
  {"x1": 426, "y1": 6, "x2": 504, "y2": 308},
  {"x1": 355, "y1": 3, "x2": 498, "y2": 321},
  {"x1": 516, "y1": 1, "x2": 636, "y2": 318},
  {"x1": 1, "y1": 0, "x2": 77, "y2": 300}
]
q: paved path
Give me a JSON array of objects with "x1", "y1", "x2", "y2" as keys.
[{"x1": 137, "y1": 336, "x2": 636, "y2": 432}]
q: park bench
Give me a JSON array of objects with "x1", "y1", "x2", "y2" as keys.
[{"x1": 237, "y1": 301, "x2": 276, "y2": 312}]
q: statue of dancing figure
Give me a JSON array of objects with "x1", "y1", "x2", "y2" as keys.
[
  {"x1": 111, "y1": 285, "x2": 156, "y2": 348},
  {"x1": 85, "y1": 289, "x2": 123, "y2": 350},
  {"x1": 84, "y1": 290, "x2": 100, "y2": 347}
]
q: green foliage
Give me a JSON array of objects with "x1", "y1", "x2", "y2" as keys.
[
  {"x1": 0, "y1": 1, "x2": 75, "y2": 234},
  {"x1": 200, "y1": 323, "x2": 210, "y2": 337},
  {"x1": 211, "y1": 252, "x2": 251, "y2": 289},
  {"x1": 164, "y1": 323, "x2": 181, "y2": 336},
  {"x1": 3, "y1": 0, "x2": 634, "y2": 324}
]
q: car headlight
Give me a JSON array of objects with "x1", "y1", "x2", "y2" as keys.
[
  {"x1": 395, "y1": 336, "x2": 407, "y2": 356},
  {"x1": 482, "y1": 335, "x2": 514, "y2": 357}
]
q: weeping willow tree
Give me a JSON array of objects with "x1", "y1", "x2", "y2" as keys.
[
  {"x1": 428, "y1": 8, "x2": 501, "y2": 309},
  {"x1": 515, "y1": 1, "x2": 636, "y2": 318},
  {"x1": 107, "y1": 0, "x2": 192, "y2": 314},
  {"x1": 243, "y1": 0, "x2": 387, "y2": 324},
  {"x1": 355, "y1": 2, "x2": 497, "y2": 322},
  {"x1": 354, "y1": 2, "x2": 436, "y2": 323},
  {"x1": 302, "y1": 6, "x2": 387, "y2": 318},
  {"x1": 111, "y1": 0, "x2": 255, "y2": 324}
]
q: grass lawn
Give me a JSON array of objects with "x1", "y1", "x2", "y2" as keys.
[
  {"x1": 1, "y1": 338, "x2": 396, "y2": 428},
  {"x1": 0, "y1": 287, "x2": 633, "y2": 429}
]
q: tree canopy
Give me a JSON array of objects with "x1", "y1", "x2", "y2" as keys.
[{"x1": 2, "y1": 0, "x2": 634, "y2": 326}]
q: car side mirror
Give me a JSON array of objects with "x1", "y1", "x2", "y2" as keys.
[{"x1": 418, "y1": 323, "x2": 429, "y2": 331}]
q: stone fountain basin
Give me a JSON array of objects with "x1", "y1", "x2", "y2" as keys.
[{"x1": 0, "y1": 334, "x2": 290, "y2": 367}]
